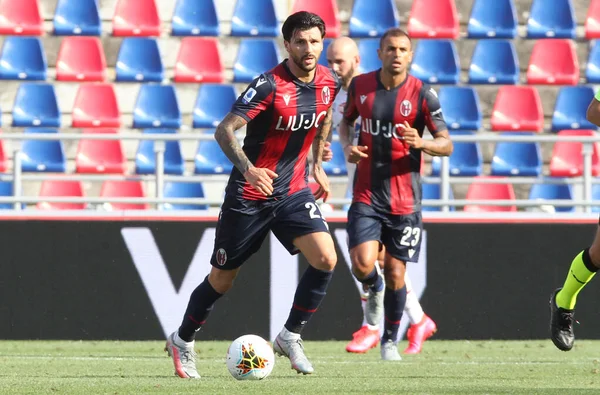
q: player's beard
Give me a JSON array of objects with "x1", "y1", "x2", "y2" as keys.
[
  {"x1": 291, "y1": 53, "x2": 317, "y2": 73},
  {"x1": 341, "y1": 64, "x2": 356, "y2": 87}
]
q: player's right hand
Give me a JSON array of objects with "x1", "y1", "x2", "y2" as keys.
[
  {"x1": 344, "y1": 145, "x2": 369, "y2": 164},
  {"x1": 243, "y1": 167, "x2": 278, "y2": 196}
]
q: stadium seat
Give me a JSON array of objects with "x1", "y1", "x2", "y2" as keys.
[
  {"x1": 12, "y1": 83, "x2": 60, "y2": 127},
  {"x1": 21, "y1": 128, "x2": 66, "y2": 173},
  {"x1": 526, "y1": 39, "x2": 579, "y2": 85},
  {"x1": 357, "y1": 39, "x2": 380, "y2": 73},
  {"x1": 592, "y1": 184, "x2": 600, "y2": 212},
  {"x1": 37, "y1": 180, "x2": 85, "y2": 210},
  {"x1": 422, "y1": 183, "x2": 454, "y2": 212},
  {"x1": 549, "y1": 130, "x2": 600, "y2": 177},
  {"x1": 464, "y1": 177, "x2": 517, "y2": 212},
  {"x1": 193, "y1": 84, "x2": 237, "y2": 128},
  {"x1": 529, "y1": 181, "x2": 574, "y2": 212},
  {"x1": 0, "y1": 37, "x2": 46, "y2": 80},
  {"x1": 552, "y1": 86, "x2": 596, "y2": 132},
  {"x1": 291, "y1": 0, "x2": 340, "y2": 38},
  {"x1": 322, "y1": 141, "x2": 347, "y2": 176},
  {"x1": 174, "y1": 37, "x2": 224, "y2": 83},
  {"x1": 172, "y1": 0, "x2": 219, "y2": 36},
  {"x1": 163, "y1": 182, "x2": 208, "y2": 210},
  {"x1": 0, "y1": 0, "x2": 43, "y2": 35},
  {"x1": 467, "y1": 0, "x2": 517, "y2": 38},
  {"x1": 72, "y1": 83, "x2": 121, "y2": 128},
  {"x1": 586, "y1": 41, "x2": 600, "y2": 83},
  {"x1": 468, "y1": 39, "x2": 519, "y2": 84},
  {"x1": 318, "y1": 38, "x2": 332, "y2": 67},
  {"x1": 53, "y1": 0, "x2": 101, "y2": 36},
  {"x1": 490, "y1": 86, "x2": 543, "y2": 131},
  {"x1": 411, "y1": 40, "x2": 459, "y2": 84},
  {"x1": 349, "y1": 0, "x2": 399, "y2": 38},
  {"x1": 233, "y1": 39, "x2": 280, "y2": 83},
  {"x1": 112, "y1": 0, "x2": 160, "y2": 36},
  {"x1": 231, "y1": 0, "x2": 278, "y2": 37},
  {"x1": 56, "y1": 37, "x2": 106, "y2": 82},
  {"x1": 100, "y1": 181, "x2": 149, "y2": 210},
  {"x1": 0, "y1": 181, "x2": 15, "y2": 209},
  {"x1": 431, "y1": 131, "x2": 482, "y2": 176},
  {"x1": 75, "y1": 129, "x2": 127, "y2": 174},
  {"x1": 0, "y1": 140, "x2": 7, "y2": 173},
  {"x1": 195, "y1": 129, "x2": 233, "y2": 174},
  {"x1": 490, "y1": 133, "x2": 542, "y2": 177},
  {"x1": 115, "y1": 38, "x2": 164, "y2": 82},
  {"x1": 407, "y1": 0, "x2": 459, "y2": 39},
  {"x1": 135, "y1": 129, "x2": 184, "y2": 175},
  {"x1": 526, "y1": 0, "x2": 576, "y2": 38},
  {"x1": 133, "y1": 84, "x2": 181, "y2": 129},
  {"x1": 586, "y1": 0, "x2": 600, "y2": 39},
  {"x1": 438, "y1": 87, "x2": 482, "y2": 130}
]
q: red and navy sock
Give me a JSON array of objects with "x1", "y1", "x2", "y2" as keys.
[
  {"x1": 284, "y1": 265, "x2": 333, "y2": 334},
  {"x1": 178, "y1": 276, "x2": 223, "y2": 342},
  {"x1": 382, "y1": 285, "x2": 407, "y2": 344}
]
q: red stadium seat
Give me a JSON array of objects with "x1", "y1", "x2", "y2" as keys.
[
  {"x1": 526, "y1": 39, "x2": 579, "y2": 85},
  {"x1": 491, "y1": 86, "x2": 543, "y2": 131},
  {"x1": 174, "y1": 38, "x2": 225, "y2": 83},
  {"x1": 75, "y1": 129, "x2": 127, "y2": 174},
  {"x1": 0, "y1": 138, "x2": 6, "y2": 172},
  {"x1": 586, "y1": 0, "x2": 600, "y2": 39},
  {"x1": 291, "y1": 0, "x2": 340, "y2": 38},
  {"x1": 112, "y1": 0, "x2": 160, "y2": 37},
  {"x1": 72, "y1": 84, "x2": 121, "y2": 128},
  {"x1": 56, "y1": 37, "x2": 106, "y2": 82},
  {"x1": 37, "y1": 180, "x2": 85, "y2": 210},
  {"x1": 407, "y1": 0, "x2": 459, "y2": 39},
  {"x1": 100, "y1": 180, "x2": 149, "y2": 210},
  {"x1": 464, "y1": 177, "x2": 517, "y2": 212},
  {"x1": 549, "y1": 130, "x2": 600, "y2": 177},
  {"x1": 0, "y1": 0, "x2": 43, "y2": 35}
]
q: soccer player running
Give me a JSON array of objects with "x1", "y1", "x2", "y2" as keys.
[
  {"x1": 549, "y1": 94, "x2": 600, "y2": 351},
  {"x1": 339, "y1": 28, "x2": 453, "y2": 360},
  {"x1": 327, "y1": 37, "x2": 438, "y2": 355},
  {"x1": 165, "y1": 11, "x2": 342, "y2": 378}
]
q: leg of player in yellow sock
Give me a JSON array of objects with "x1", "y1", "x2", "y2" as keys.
[{"x1": 555, "y1": 249, "x2": 597, "y2": 310}]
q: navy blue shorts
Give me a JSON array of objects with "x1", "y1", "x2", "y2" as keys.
[
  {"x1": 210, "y1": 188, "x2": 330, "y2": 270},
  {"x1": 347, "y1": 202, "x2": 422, "y2": 263}
]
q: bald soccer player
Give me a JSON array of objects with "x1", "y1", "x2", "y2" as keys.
[{"x1": 327, "y1": 37, "x2": 437, "y2": 355}]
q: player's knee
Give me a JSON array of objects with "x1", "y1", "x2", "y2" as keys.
[
  {"x1": 208, "y1": 268, "x2": 238, "y2": 294},
  {"x1": 351, "y1": 254, "x2": 375, "y2": 278},
  {"x1": 314, "y1": 249, "x2": 337, "y2": 271},
  {"x1": 384, "y1": 265, "x2": 405, "y2": 290},
  {"x1": 588, "y1": 245, "x2": 600, "y2": 269}
]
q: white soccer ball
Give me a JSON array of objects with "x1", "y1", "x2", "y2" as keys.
[{"x1": 226, "y1": 334, "x2": 275, "y2": 380}]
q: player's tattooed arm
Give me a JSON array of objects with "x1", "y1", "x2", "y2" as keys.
[
  {"x1": 214, "y1": 113, "x2": 253, "y2": 173},
  {"x1": 312, "y1": 107, "x2": 333, "y2": 167}
]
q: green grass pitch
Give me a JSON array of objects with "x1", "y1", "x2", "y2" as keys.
[{"x1": 1, "y1": 340, "x2": 600, "y2": 394}]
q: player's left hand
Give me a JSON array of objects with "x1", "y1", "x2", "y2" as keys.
[
  {"x1": 322, "y1": 141, "x2": 333, "y2": 162},
  {"x1": 400, "y1": 121, "x2": 424, "y2": 149},
  {"x1": 312, "y1": 165, "x2": 330, "y2": 202}
]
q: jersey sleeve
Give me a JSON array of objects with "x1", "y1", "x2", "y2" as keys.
[
  {"x1": 422, "y1": 86, "x2": 447, "y2": 135},
  {"x1": 343, "y1": 79, "x2": 360, "y2": 123},
  {"x1": 230, "y1": 74, "x2": 275, "y2": 122}
]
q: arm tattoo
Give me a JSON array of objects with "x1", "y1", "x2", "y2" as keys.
[
  {"x1": 312, "y1": 107, "x2": 333, "y2": 166},
  {"x1": 214, "y1": 113, "x2": 253, "y2": 173}
]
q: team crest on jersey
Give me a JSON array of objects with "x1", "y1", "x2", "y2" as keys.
[
  {"x1": 400, "y1": 100, "x2": 412, "y2": 117},
  {"x1": 322, "y1": 86, "x2": 331, "y2": 105},
  {"x1": 216, "y1": 248, "x2": 227, "y2": 266}
]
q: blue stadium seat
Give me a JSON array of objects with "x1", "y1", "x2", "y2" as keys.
[
  {"x1": 438, "y1": 87, "x2": 482, "y2": 130},
  {"x1": 467, "y1": 0, "x2": 517, "y2": 38},
  {"x1": 231, "y1": 0, "x2": 278, "y2": 37},
  {"x1": 322, "y1": 141, "x2": 347, "y2": 176},
  {"x1": 195, "y1": 129, "x2": 233, "y2": 174},
  {"x1": 526, "y1": 0, "x2": 576, "y2": 39},
  {"x1": 411, "y1": 40, "x2": 459, "y2": 84},
  {"x1": 163, "y1": 182, "x2": 208, "y2": 210},
  {"x1": 318, "y1": 38, "x2": 333, "y2": 67},
  {"x1": 193, "y1": 84, "x2": 237, "y2": 128},
  {"x1": 552, "y1": 86, "x2": 596, "y2": 132},
  {"x1": 135, "y1": 129, "x2": 184, "y2": 175},
  {"x1": 529, "y1": 181, "x2": 574, "y2": 212},
  {"x1": 172, "y1": 0, "x2": 219, "y2": 36},
  {"x1": 53, "y1": 0, "x2": 101, "y2": 36},
  {"x1": 21, "y1": 128, "x2": 66, "y2": 173},
  {"x1": 116, "y1": 38, "x2": 164, "y2": 82},
  {"x1": 349, "y1": 0, "x2": 399, "y2": 38},
  {"x1": 593, "y1": 184, "x2": 600, "y2": 212},
  {"x1": 587, "y1": 42, "x2": 600, "y2": 83},
  {"x1": 358, "y1": 39, "x2": 380, "y2": 73},
  {"x1": 468, "y1": 39, "x2": 518, "y2": 84},
  {"x1": 0, "y1": 37, "x2": 46, "y2": 80},
  {"x1": 233, "y1": 39, "x2": 280, "y2": 83},
  {"x1": 422, "y1": 183, "x2": 455, "y2": 212},
  {"x1": 12, "y1": 83, "x2": 60, "y2": 127},
  {"x1": 0, "y1": 181, "x2": 15, "y2": 210},
  {"x1": 491, "y1": 133, "x2": 542, "y2": 177},
  {"x1": 133, "y1": 84, "x2": 181, "y2": 129},
  {"x1": 431, "y1": 131, "x2": 482, "y2": 176}
]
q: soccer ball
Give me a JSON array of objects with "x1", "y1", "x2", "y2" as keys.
[{"x1": 226, "y1": 334, "x2": 275, "y2": 380}]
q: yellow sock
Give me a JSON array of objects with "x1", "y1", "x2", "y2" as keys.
[{"x1": 556, "y1": 249, "x2": 597, "y2": 310}]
